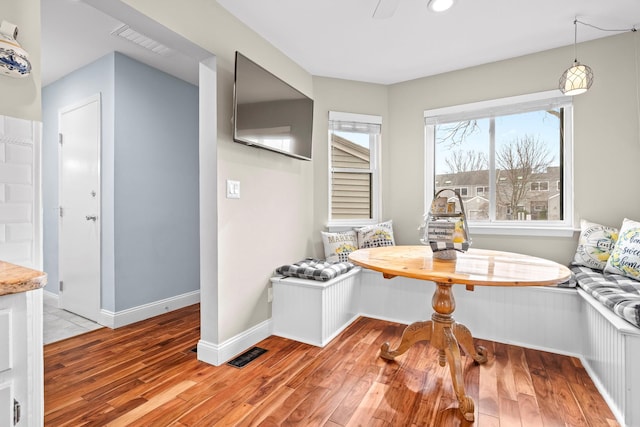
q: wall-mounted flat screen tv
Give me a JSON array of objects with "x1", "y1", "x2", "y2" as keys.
[{"x1": 233, "y1": 51, "x2": 314, "y2": 161}]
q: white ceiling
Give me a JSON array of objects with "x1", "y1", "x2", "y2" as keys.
[
  {"x1": 41, "y1": 0, "x2": 640, "y2": 87},
  {"x1": 41, "y1": 0, "x2": 203, "y2": 87},
  {"x1": 216, "y1": 0, "x2": 640, "y2": 84}
]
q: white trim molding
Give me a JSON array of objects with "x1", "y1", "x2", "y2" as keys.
[
  {"x1": 196, "y1": 319, "x2": 273, "y2": 366},
  {"x1": 99, "y1": 290, "x2": 200, "y2": 329},
  {"x1": 424, "y1": 90, "x2": 575, "y2": 236}
]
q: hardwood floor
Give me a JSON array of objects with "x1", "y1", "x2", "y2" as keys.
[{"x1": 44, "y1": 305, "x2": 619, "y2": 426}]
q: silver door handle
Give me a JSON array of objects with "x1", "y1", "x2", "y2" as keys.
[{"x1": 85, "y1": 215, "x2": 98, "y2": 221}]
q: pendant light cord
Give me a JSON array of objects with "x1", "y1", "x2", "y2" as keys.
[
  {"x1": 577, "y1": 20, "x2": 640, "y2": 147},
  {"x1": 573, "y1": 19, "x2": 637, "y2": 63},
  {"x1": 573, "y1": 19, "x2": 578, "y2": 62},
  {"x1": 635, "y1": 30, "x2": 640, "y2": 147},
  {"x1": 575, "y1": 20, "x2": 640, "y2": 146},
  {"x1": 575, "y1": 19, "x2": 637, "y2": 34}
]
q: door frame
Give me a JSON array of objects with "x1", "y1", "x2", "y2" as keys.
[{"x1": 57, "y1": 93, "x2": 102, "y2": 322}]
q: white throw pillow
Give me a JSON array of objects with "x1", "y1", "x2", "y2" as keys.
[
  {"x1": 355, "y1": 220, "x2": 396, "y2": 249},
  {"x1": 572, "y1": 219, "x2": 619, "y2": 271},
  {"x1": 321, "y1": 230, "x2": 358, "y2": 263},
  {"x1": 605, "y1": 218, "x2": 640, "y2": 281}
]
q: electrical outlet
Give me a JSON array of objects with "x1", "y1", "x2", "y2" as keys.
[{"x1": 267, "y1": 287, "x2": 273, "y2": 303}]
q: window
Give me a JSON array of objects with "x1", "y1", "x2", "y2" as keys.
[
  {"x1": 530, "y1": 181, "x2": 549, "y2": 191},
  {"x1": 425, "y1": 91, "x2": 574, "y2": 236},
  {"x1": 476, "y1": 186, "x2": 489, "y2": 196},
  {"x1": 453, "y1": 187, "x2": 468, "y2": 197},
  {"x1": 328, "y1": 112, "x2": 381, "y2": 225}
]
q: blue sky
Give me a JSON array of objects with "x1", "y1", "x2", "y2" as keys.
[{"x1": 435, "y1": 109, "x2": 562, "y2": 174}]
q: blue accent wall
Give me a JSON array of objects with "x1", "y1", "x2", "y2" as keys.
[
  {"x1": 42, "y1": 52, "x2": 199, "y2": 313},
  {"x1": 113, "y1": 53, "x2": 199, "y2": 311}
]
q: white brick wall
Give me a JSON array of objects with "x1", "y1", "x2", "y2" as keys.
[
  {"x1": 0, "y1": 115, "x2": 40, "y2": 268},
  {"x1": 6, "y1": 184, "x2": 33, "y2": 202}
]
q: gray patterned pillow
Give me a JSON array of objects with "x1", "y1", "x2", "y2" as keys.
[{"x1": 355, "y1": 220, "x2": 395, "y2": 249}]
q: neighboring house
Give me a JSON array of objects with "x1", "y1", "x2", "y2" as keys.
[
  {"x1": 330, "y1": 133, "x2": 372, "y2": 219},
  {"x1": 435, "y1": 166, "x2": 561, "y2": 221}
]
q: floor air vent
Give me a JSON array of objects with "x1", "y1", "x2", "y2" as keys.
[{"x1": 227, "y1": 347, "x2": 267, "y2": 368}]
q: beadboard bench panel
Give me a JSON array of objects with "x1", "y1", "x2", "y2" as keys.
[
  {"x1": 578, "y1": 288, "x2": 640, "y2": 427},
  {"x1": 270, "y1": 267, "x2": 361, "y2": 347},
  {"x1": 270, "y1": 268, "x2": 638, "y2": 426}
]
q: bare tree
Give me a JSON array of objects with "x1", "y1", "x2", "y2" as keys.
[
  {"x1": 436, "y1": 120, "x2": 479, "y2": 148},
  {"x1": 495, "y1": 135, "x2": 554, "y2": 217},
  {"x1": 445, "y1": 150, "x2": 488, "y2": 173}
]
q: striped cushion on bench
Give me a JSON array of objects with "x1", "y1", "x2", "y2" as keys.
[
  {"x1": 571, "y1": 265, "x2": 640, "y2": 328},
  {"x1": 275, "y1": 258, "x2": 355, "y2": 281}
]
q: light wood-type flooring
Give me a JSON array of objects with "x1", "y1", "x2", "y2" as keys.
[{"x1": 44, "y1": 304, "x2": 619, "y2": 426}]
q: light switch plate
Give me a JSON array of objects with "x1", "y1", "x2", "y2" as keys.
[{"x1": 226, "y1": 180, "x2": 240, "y2": 199}]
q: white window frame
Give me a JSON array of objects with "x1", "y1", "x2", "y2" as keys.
[
  {"x1": 424, "y1": 90, "x2": 575, "y2": 237},
  {"x1": 328, "y1": 111, "x2": 382, "y2": 229}
]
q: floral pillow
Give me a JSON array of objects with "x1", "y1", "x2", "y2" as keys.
[
  {"x1": 355, "y1": 220, "x2": 396, "y2": 249},
  {"x1": 572, "y1": 219, "x2": 619, "y2": 271},
  {"x1": 605, "y1": 218, "x2": 640, "y2": 281},
  {"x1": 321, "y1": 230, "x2": 358, "y2": 263}
]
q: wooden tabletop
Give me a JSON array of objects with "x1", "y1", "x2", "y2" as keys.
[
  {"x1": 0, "y1": 261, "x2": 47, "y2": 296},
  {"x1": 349, "y1": 245, "x2": 571, "y2": 287}
]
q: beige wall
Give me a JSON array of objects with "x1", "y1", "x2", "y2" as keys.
[
  {"x1": 122, "y1": 0, "x2": 314, "y2": 343},
  {"x1": 386, "y1": 31, "x2": 640, "y2": 264},
  {"x1": 0, "y1": 0, "x2": 41, "y2": 121},
  {"x1": 311, "y1": 32, "x2": 640, "y2": 266},
  {"x1": 311, "y1": 77, "x2": 389, "y2": 256}
]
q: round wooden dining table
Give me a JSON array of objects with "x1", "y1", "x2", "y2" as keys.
[{"x1": 349, "y1": 245, "x2": 571, "y2": 422}]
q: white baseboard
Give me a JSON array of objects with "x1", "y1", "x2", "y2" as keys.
[
  {"x1": 99, "y1": 290, "x2": 200, "y2": 329},
  {"x1": 197, "y1": 319, "x2": 272, "y2": 366}
]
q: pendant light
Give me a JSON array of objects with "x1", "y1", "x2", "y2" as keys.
[
  {"x1": 0, "y1": 20, "x2": 31, "y2": 78},
  {"x1": 559, "y1": 19, "x2": 593, "y2": 96}
]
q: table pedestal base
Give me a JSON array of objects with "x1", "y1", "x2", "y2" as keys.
[{"x1": 379, "y1": 282, "x2": 488, "y2": 422}]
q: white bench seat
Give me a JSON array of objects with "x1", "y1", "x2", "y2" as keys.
[{"x1": 271, "y1": 267, "x2": 640, "y2": 427}]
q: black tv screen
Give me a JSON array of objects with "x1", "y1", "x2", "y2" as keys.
[{"x1": 233, "y1": 52, "x2": 314, "y2": 161}]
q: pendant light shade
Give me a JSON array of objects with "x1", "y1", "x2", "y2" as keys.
[
  {"x1": 0, "y1": 20, "x2": 31, "y2": 78},
  {"x1": 559, "y1": 19, "x2": 592, "y2": 95},
  {"x1": 559, "y1": 60, "x2": 593, "y2": 96}
]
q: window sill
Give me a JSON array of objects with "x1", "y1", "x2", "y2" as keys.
[
  {"x1": 328, "y1": 222, "x2": 578, "y2": 237},
  {"x1": 469, "y1": 223, "x2": 578, "y2": 237}
]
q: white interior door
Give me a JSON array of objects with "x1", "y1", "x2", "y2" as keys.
[{"x1": 59, "y1": 94, "x2": 101, "y2": 322}]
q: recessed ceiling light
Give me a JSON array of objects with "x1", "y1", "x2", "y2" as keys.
[{"x1": 428, "y1": 0, "x2": 455, "y2": 12}]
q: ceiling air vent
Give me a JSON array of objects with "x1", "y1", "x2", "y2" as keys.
[{"x1": 110, "y1": 24, "x2": 173, "y2": 57}]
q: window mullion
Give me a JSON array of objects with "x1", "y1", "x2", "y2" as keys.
[{"x1": 488, "y1": 117, "x2": 496, "y2": 222}]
